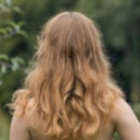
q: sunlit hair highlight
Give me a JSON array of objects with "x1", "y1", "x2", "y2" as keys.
[{"x1": 9, "y1": 11, "x2": 124, "y2": 140}]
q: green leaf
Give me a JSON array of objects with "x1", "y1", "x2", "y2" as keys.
[
  {"x1": 11, "y1": 58, "x2": 20, "y2": 71},
  {"x1": 14, "y1": 25, "x2": 20, "y2": 32},
  {"x1": 4, "y1": 21, "x2": 17, "y2": 28},
  {"x1": 5, "y1": 26, "x2": 13, "y2": 33},
  {"x1": 13, "y1": 57, "x2": 25, "y2": 65},
  {"x1": 0, "y1": 54, "x2": 9, "y2": 61},
  {"x1": 12, "y1": 7, "x2": 24, "y2": 15},
  {"x1": 0, "y1": 28, "x2": 8, "y2": 35},
  {"x1": 17, "y1": 30, "x2": 28, "y2": 38},
  {"x1": 4, "y1": 0, "x2": 12, "y2": 6},
  {"x1": 17, "y1": 21, "x2": 26, "y2": 28},
  {"x1": 1, "y1": 65, "x2": 7, "y2": 74}
]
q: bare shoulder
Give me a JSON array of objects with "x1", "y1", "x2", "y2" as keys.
[
  {"x1": 10, "y1": 105, "x2": 31, "y2": 140},
  {"x1": 111, "y1": 98, "x2": 131, "y2": 114},
  {"x1": 110, "y1": 97, "x2": 140, "y2": 140},
  {"x1": 11, "y1": 98, "x2": 35, "y2": 129},
  {"x1": 110, "y1": 97, "x2": 137, "y2": 123}
]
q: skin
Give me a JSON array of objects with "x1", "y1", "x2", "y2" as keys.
[{"x1": 10, "y1": 98, "x2": 140, "y2": 140}]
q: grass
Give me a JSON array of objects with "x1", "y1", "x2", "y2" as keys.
[{"x1": 0, "y1": 109, "x2": 10, "y2": 140}]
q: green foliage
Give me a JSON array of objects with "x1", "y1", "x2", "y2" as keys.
[
  {"x1": 0, "y1": 14, "x2": 27, "y2": 40},
  {"x1": 0, "y1": 109, "x2": 10, "y2": 140},
  {"x1": 0, "y1": 54, "x2": 25, "y2": 87},
  {"x1": 0, "y1": 0, "x2": 27, "y2": 105}
]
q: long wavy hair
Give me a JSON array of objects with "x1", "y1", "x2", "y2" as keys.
[{"x1": 10, "y1": 11, "x2": 124, "y2": 140}]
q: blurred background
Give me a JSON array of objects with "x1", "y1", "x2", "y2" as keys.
[{"x1": 0, "y1": 0, "x2": 140, "y2": 139}]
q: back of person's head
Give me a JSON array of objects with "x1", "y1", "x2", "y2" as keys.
[{"x1": 10, "y1": 11, "x2": 124, "y2": 140}]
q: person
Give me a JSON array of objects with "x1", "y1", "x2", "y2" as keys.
[{"x1": 9, "y1": 11, "x2": 140, "y2": 140}]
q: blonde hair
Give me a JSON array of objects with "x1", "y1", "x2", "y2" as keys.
[{"x1": 10, "y1": 11, "x2": 124, "y2": 140}]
